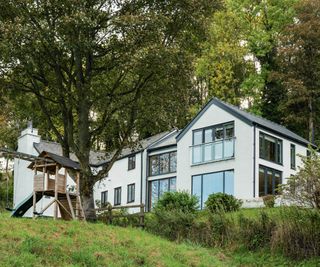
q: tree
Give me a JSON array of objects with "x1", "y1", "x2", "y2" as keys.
[
  {"x1": 196, "y1": 0, "x2": 297, "y2": 115},
  {"x1": 0, "y1": 0, "x2": 217, "y2": 220},
  {"x1": 283, "y1": 148, "x2": 320, "y2": 209},
  {"x1": 274, "y1": 0, "x2": 320, "y2": 144}
]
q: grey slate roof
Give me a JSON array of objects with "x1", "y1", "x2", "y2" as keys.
[
  {"x1": 148, "y1": 129, "x2": 179, "y2": 150},
  {"x1": 33, "y1": 131, "x2": 172, "y2": 167},
  {"x1": 176, "y1": 98, "x2": 311, "y2": 146}
]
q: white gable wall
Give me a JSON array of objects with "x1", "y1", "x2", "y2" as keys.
[{"x1": 177, "y1": 103, "x2": 254, "y2": 199}]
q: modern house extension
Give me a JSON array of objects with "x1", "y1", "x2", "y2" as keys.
[{"x1": 13, "y1": 98, "x2": 311, "y2": 216}]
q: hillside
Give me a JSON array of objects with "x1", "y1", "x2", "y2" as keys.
[{"x1": 0, "y1": 212, "x2": 317, "y2": 267}]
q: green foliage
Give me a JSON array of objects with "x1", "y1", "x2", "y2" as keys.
[
  {"x1": 238, "y1": 212, "x2": 276, "y2": 251},
  {"x1": 0, "y1": 171, "x2": 13, "y2": 210},
  {"x1": 205, "y1": 193, "x2": 242, "y2": 213},
  {"x1": 154, "y1": 191, "x2": 199, "y2": 213},
  {"x1": 272, "y1": 207, "x2": 320, "y2": 260},
  {"x1": 149, "y1": 192, "x2": 199, "y2": 241},
  {"x1": 262, "y1": 195, "x2": 276, "y2": 208},
  {"x1": 282, "y1": 148, "x2": 320, "y2": 209},
  {"x1": 274, "y1": 0, "x2": 320, "y2": 143}
]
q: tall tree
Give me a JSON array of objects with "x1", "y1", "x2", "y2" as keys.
[
  {"x1": 196, "y1": 0, "x2": 297, "y2": 115},
  {"x1": 0, "y1": 0, "x2": 217, "y2": 219},
  {"x1": 274, "y1": 0, "x2": 320, "y2": 144}
]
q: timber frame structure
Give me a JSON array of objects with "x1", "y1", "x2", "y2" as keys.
[
  {"x1": 0, "y1": 148, "x2": 85, "y2": 221},
  {"x1": 28, "y1": 151, "x2": 85, "y2": 221}
]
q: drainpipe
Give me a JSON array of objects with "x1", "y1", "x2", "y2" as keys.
[
  {"x1": 253, "y1": 124, "x2": 256, "y2": 198},
  {"x1": 140, "y1": 151, "x2": 143, "y2": 205}
]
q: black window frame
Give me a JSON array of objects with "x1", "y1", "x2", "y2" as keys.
[
  {"x1": 148, "y1": 151, "x2": 177, "y2": 176},
  {"x1": 258, "y1": 165, "x2": 282, "y2": 197},
  {"x1": 114, "y1": 187, "x2": 121, "y2": 206},
  {"x1": 128, "y1": 154, "x2": 136, "y2": 170},
  {"x1": 191, "y1": 169, "x2": 234, "y2": 209},
  {"x1": 127, "y1": 183, "x2": 135, "y2": 203},
  {"x1": 101, "y1": 190, "x2": 108, "y2": 207},
  {"x1": 192, "y1": 121, "x2": 235, "y2": 145},
  {"x1": 148, "y1": 177, "x2": 176, "y2": 210},
  {"x1": 259, "y1": 132, "x2": 283, "y2": 165},
  {"x1": 290, "y1": 144, "x2": 296, "y2": 170}
]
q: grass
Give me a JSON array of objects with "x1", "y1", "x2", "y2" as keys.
[{"x1": 0, "y1": 211, "x2": 319, "y2": 266}]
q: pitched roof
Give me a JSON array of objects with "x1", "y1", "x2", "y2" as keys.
[
  {"x1": 148, "y1": 129, "x2": 179, "y2": 151},
  {"x1": 176, "y1": 98, "x2": 311, "y2": 146},
  {"x1": 33, "y1": 131, "x2": 172, "y2": 167},
  {"x1": 28, "y1": 151, "x2": 80, "y2": 171}
]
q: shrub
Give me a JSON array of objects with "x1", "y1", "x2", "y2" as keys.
[
  {"x1": 282, "y1": 147, "x2": 320, "y2": 209},
  {"x1": 238, "y1": 211, "x2": 276, "y2": 250},
  {"x1": 271, "y1": 207, "x2": 320, "y2": 260},
  {"x1": 154, "y1": 191, "x2": 199, "y2": 213},
  {"x1": 262, "y1": 195, "x2": 275, "y2": 208},
  {"x1": 205, "y1": 193, "x2": 242, "y2": 213},
  {"x1": 148, "y1": 192, "x2": 199, "y2": 241}
]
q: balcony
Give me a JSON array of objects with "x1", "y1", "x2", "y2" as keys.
[{"x1": 191, "y1": 137, "x2": 235, "y2": 165}]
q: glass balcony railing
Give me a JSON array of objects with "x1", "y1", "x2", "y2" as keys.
[{"x1": 191, "y1": 138, "x2": 235, "y2": 165}]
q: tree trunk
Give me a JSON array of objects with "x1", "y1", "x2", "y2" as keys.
[
  {"x1": 82, "y1": 191, "x2": 97, "y2": 221},
  {"x1": 308, "y1": 96, "x2": 314, "y2": 144}
]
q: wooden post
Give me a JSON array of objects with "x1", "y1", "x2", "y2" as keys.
[
  {"x1": 108, "y1": 205, "x2": 112, "y2": 224},
  {"x1": 54, "y1": 165, "x2": 59, "y2": 220},
  {"x1": 139, "y1": 204, "x2": 145, "y2": 228},
  {"x1": 76, "y1": 172, "x2": 79, "y2": 219},
  {"x1": 32, "y1": 168, "x2": 37, "y2": 219}
]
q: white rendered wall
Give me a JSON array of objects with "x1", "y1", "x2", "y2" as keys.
[
  {"x1": 94, "y1": 152, "x2": 143, "y2": 212},
  {"x1": 176, "y1": 104, "x2": 254, "y2": 199}
]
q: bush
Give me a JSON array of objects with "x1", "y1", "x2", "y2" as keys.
[
  {"x1": 147, "y1": 192, "x2": 199, "y2": 241},
  {"x1": 238, "y1": 211, "x2": 276, "y2": 251},
  {"x1": 271, "y1": 207, "x2": 320, "y2": 260},
  {"x1": 262, "y1": 195, "x2": 275, "y2": 208},
  {"x1": 205, "y1": 193, "x2": 242, "y2": 213},
  {"x1": 154, "y1": 191, "x2": 199, "y2": 213}
]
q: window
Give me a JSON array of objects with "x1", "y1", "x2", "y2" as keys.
[
  {"x1": 128, "y1": 155, "x2": 136, "y2": 170},
  {"x1": 259, "y1": 132, "x2": 282, "y2": 164},
  {"x1": 127, "y1": 183, "x2": 135, "y2": 203},
  {"x1": 192, "y1": 170, "x2": 234, "y2": 209},
  {"x1": 149, "y1": 177, "x2": 176, "y2": 209},
  {"x1": 149, "y1": 151, "x2": 177, "y2": 176},
  {"x1": 114, "y1": 187, "x2": 121, "y2": 206},
  {"x1": 191, "y1": 122, "x2": 235, "y2": 164},
  {"x1": 259, "y1": 165, "x2": 282, "y2": 197},
  {"x1": 290, "y1": 144, "x2": 296, "y2": 170},
  {"x1": 101, "y1": 190, "x2": 108, "y2": 207}
]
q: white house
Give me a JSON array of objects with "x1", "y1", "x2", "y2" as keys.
[{"x1": 13, "y1": 98, "x2": 311, "y2": 215}]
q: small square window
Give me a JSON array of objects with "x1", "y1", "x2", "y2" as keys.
[
  {"x1": 101, "y1": 191, "x2": 108, "y2": 207},
  {"x1": 127, "y1": 183, "x2": 135, "y2": 203},
  {"x1": 114, "y1": 187, "x2": 121, "y2": 206},
  {"x1": 128, "y1": 155, "x2": 136, "y2": 170}
]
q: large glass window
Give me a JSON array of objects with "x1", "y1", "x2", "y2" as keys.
[
  {"x1": 192, "y1": 170, "x2": 234, "y2": 209},
  {"x1": 127, "y1": 183, "x2": 135, "y2": 203},
  {"x1": 149, "y1": 177, "x2": 176, "y2": 209},
  {"x1": 114, "y1": 187, "x2": 121, "y2": 206},
  {"x1": 290, "y1": 144, "x2": 296, "y2": 170},
  {"x1": 149, "y1": 151, "x2": 177, "y2": 176},
  {"x1": 259, "y1": 165, "x2": 282, "y2": 196},
  {"x1": 101, "y1": 190, "x2": 108, "y2": 207},
  {"x1": 191, "y1": 122, "x2": 235, "y2": 164},
  {"x1": 259, "y1": 132, "x2": 282, "y2": 164},
  {"x1": 128, "y1": 155, "x2": 136, "y2": 170}
]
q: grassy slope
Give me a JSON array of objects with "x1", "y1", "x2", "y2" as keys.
[{"x1": 0, "y1": 212, "x2": 318, "y2": 267}]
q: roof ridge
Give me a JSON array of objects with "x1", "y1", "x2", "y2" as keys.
[{"x1": 217, "y1": 98, "x2": 305, "y2": 137}]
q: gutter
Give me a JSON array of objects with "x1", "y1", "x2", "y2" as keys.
[{"x1": 140, "y1": 151, "x2": 143, "y2": 205}]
